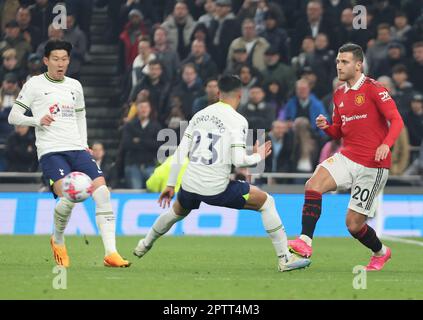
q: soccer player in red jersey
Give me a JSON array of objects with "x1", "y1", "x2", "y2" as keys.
[{"x1": 288, "y1": 43, "x2": 404, "y2": 271}]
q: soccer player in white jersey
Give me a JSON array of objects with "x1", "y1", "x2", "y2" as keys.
[
  {"x1": 8, "y1": 40, "x2": 130, "y2": 268},
  {"x1": 133, "y1": 75, "x2": 311, "y2": 272}
]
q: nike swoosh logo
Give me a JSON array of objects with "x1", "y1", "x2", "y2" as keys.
[{"x1": 44, "y1": 92, "x2": 53, "y2": 95}]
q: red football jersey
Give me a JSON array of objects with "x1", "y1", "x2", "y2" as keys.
[{"x1": 324, "y1": 74, "x2": 404, "y2": 168}]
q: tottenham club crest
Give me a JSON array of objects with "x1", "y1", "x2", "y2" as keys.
[
  {"x1": 49, "y1": 103, "x2": 60, "y2": 115},
  {"x1": 354, "y1": 94, "x2": 365, "y2": 106}
]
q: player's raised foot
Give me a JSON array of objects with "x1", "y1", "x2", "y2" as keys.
[
  {"x1": 288, "y1": 237, "x2": 313, "y2": 258},
  {"x1": 50, "y1": 236, "x2": 70, "y2": 267},
  {"x1": 278, "y1": 254, "x2": 311, "y2": 272},
  {"x1": 103, "y1": 252, "x2": 131, "y2": 268},
  {"x1": 365, "y1": 247, "x2": 392, "y2": 271},
  {"x1": 133, "y1": 239, "x2": 151, "y2": 258}
]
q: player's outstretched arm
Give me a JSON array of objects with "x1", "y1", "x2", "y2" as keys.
[
  {"x1": 158, "y1": 186, "x2": 175, "y2": 208},
  {"x1": 75, "y1": 108, "x2": 88, "y2": 149},
  {"x1": 8, "y1": 104, "x2": 54, "y2": 127},
  {"x1": 232, "y1": 140, "x2": 272, "y2": 168}
]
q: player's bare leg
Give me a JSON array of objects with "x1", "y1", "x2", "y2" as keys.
[
  {"x1": 134, "y1": 195, "x2": 190, "y2": 258},
  {"x1": 50, "y1": 178, "x2": 73, "y2": 267},
  {"x1": 346, "y1": 209, "x2": 391, "y2": 271},
  {"x1": 90, "y1": 177, "x2": 130, "y2": 267},
  {"x1": 245, "y1": 185, "x2": 311, "y2": 272},
  {"x1": 288, "y1": 166, "x2": 337, "y2": 258}
]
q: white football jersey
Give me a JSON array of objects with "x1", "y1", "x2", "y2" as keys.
[
  {"x1": 181, "y1": 101, "x2": 250, "y2": 195},
  {"x1": 14, "y1": 73, "x2": 86, "y2": 159}
]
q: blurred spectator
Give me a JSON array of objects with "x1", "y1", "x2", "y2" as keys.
[
  {"x1": 169, "y1": 63, "x2": 204, "y2": 119},
  {"x1": 63, "y1": 14, "x2": 88, "y2": 79},
  {"x1": 129, "y1": 60, "x2": 171, "y2": 122},
  {"x1": 192, "y1": 77, "x2": 219, "y2": 114},
  {"x1": 408, "y1": 42, "x2": 423, "y2": 94},
  {"x1": 25, "y1": 53, "x2": 43, "y2": 82},
  {"x1": 373, "y1": 41, "x2": 407, "y2": 78},
  {"x1": 262, "y1": 46, "x2": 295, "y2": 100},
  {"x1": 366, "y1": 23, "x2": 391, "y2": 76},
  {"x1": 5, "y1": 125, "x2": 37, "y2": 172},
  {"x1": 198, "y1": 0, "x2": 216, "y2": 28},
  {"x1": 29, "y1": 0, "x2": 55, "y2": 41},
  {"x1": 239, "y1": 86, "x2": 275, "y2": 132},
  {"x1": 0, "y1": 0, "x2": 20, "y2": 33},
  {"x1": 0, "y1": 73, "x2": 20, "y2": 144},
  {"x1": 259, "y1": 8, "x2": 290, "y2": 64},
  {"x1": 280, "y1": 79, "x2": 328, "y2": 137},
  {"x1": 370, "y1": 0, "x2": 396, "y2": 27},
  {"x1": 152, "y1": 26, "x2": 180, "y2": 83},
  {"x1": 391, "y1": 64, "x2": 414, "y2": 117},
  {"x1": 225, "y1": 46, "x2": 249, "y2": 75},
  {"x1": 161, "y1": 1, "x2": 197, "y2": 60},
  {"x1": 91, "y1": 141, "x2": 113, "y2": 180},
  {"x1": 264, "y1": 80, "x2": 286, "y2": 118},
  {"x1": 182, "y1": 39, "x2": 218, "y2": 83},
  {"x1": 0, "y1": 49, "x2": 25, "y2": 84},
  {"x1": 311, "y1": 33, "x2": 336, "y2": 98},
  {"x1": 291, "y1": 36, "x2": 316, "y2": 76},
  {"x1": 404, "y1": 93, "x2": 423, "y2": 147},
  {"x1": 322, "y1": 77, "x2": 344, "y2": 115},
  {"x1": 336, "y1": 7, "x2": 373, "y2": 52},
  {"x1": 66, "y1": 0, "x2": 94, "y2": 47},
  {"x1": 0, "y1": 20, "x2": 32, "y2": 69},
  {"x1": 390, "y1": 12, "x2": 412, "y2": 49},
  {"x1": 189, "y1": 22, "x2": 213, "y2": 53},
  {"x1": 292, "y1": 0, "x2": 334, "y2": 56},
  {"x1": 122, "y1": 100, "x2": 162, "y2": 189},
  {"x1": 132, "y1": 37, "x2": 156, "y2": 87},
  {"x1": 265, "y1": 120, "x2": 293, "y2": 173},
  {"x1": 227, "y1": 18, "x2": 270, "y2": 72},
  {"x1": 16, "y1": 6, "x2": 42, "y2": 51},
  {"x1": 408, "y1": 15, "x2": 423, "y2": 47},
  {"x1": 119, "y1": 8, "x2": 149, "y2": 71},
  {"x1": 119, "y1": 0, "x2": 157, "y2": 28},
  {"x1": 322, "y1": 0, "x2": 350, "y2": 28},
  {"x1": 238, "y1": 64, "x2": 261, "y2": 107},
  {"x1": 290, "y1": 117, "x2": 319, "y2": 174},
  {"x1": 165, "y1": 95, "x2": 187, "y2": 140},
  {"x1": 36, "y1": 25, "x2": 64, "y2": 75},
  {"x1": 209, "y1": 0, "x2": 241, "y2": 71},
  {"x1": 319, "y1": 139, "x2": 341, "y2": 163},
  {"x1": 390, "y1": 127, "x2": 410, "y2": 176}
]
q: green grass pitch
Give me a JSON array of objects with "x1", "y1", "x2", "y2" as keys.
[{"x1": 0, "y1": 235, "x2": 422, "y2": 299}]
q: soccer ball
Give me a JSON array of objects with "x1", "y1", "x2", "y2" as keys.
[{"x1": 62, "y1": 172, "x2": 94, "y2": 203}]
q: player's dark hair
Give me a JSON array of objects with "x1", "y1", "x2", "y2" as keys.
[
  {"x1": 218, "y1": 75, "x2": 242, "y2": 93},
  {"x1": 44, "y1": 40, "x2": 73, "y2": 58},
  {"x1": 338, "y1": 43, "x2": 364, "y2": 62}
]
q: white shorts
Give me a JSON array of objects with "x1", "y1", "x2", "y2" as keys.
[{"x1": 319, "y1": 153, "x2": 388, "y2": 218}]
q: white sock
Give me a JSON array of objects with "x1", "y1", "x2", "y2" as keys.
[
  {"x1": 93, "y1": 185, "x2": 117, "y2": 256},
  {"x1": 53, "y1": 197, "x2": 75, "y2": 244},
  {"x1": 299, "y1": 234, "x2": 313, "y2": 246},
  {"x1": 259, "y1": 194, "x2": 291, "y2": 259},
  {"x1": 144, "y1": 207, "x2": 184, "y2": 248},
  {"x1": 374, "y1": 244, "x2": 387, "y2": 257}
]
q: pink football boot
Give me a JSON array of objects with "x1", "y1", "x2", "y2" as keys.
[
  {"x1": 365, "y1": 247, "x2": 392, "y2": 271},
  {"x1": 288, "y1": 237, "x2": 313, "y2": 258}
]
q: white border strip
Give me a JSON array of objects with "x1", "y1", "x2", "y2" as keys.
[{"x1": 382, "y1": 235, "x2": 423, "y2": 247}]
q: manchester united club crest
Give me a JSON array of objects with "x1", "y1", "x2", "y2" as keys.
[
  {"x1": 49, "y1": 103, "x2": 60, "y2": 115},
  {"x1": 354, "y1": 94, "x2": 365, "y2": 106}
]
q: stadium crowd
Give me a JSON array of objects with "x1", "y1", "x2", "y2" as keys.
[{"x1": 0, "y1": 0, "x2": 422, "y2": 189}]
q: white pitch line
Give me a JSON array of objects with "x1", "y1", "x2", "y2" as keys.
[{"x1": 381, "y1": 235, "x2": 423, "y2": 247}]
